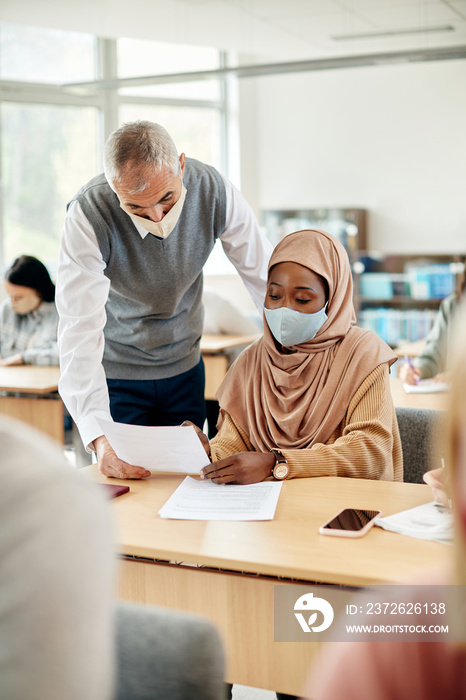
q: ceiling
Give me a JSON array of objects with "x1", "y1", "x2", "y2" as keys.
[{"x1": 1, "y1": 0, "x2": 466, "y2": 64}]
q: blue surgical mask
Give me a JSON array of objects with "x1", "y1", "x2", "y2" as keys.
[{"x1": 264, "y1": 303, "x2": 328, "y2": 347}]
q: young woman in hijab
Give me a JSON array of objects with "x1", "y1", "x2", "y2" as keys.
[
  {"x1": 0, "y1": 255, "x2": 58, "y2": 366},
  {"x1": 199, "y1": 229, "x2": 402, "y2": 484}
]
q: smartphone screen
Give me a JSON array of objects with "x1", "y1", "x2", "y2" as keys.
[{"x1": 322, "y1": 508, "x2": 381, "y2": 531}]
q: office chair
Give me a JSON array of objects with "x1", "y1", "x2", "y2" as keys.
[
  {"x1": 115, "y1": 602, "x2": 225, "y2": 700},
  {"x1": 395, "y1": 407, "x2": 445, "y2": 484}
]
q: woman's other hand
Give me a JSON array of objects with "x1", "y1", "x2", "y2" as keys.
[
  {"x1": 200, "y1": 452, "x2": 276, "y2": 484},
  {"x1": 399, "y1": 360, "x2": 421, "y2": 385},
  {"x1": 433, "y1": 371, "x2": 450, "y2": 383},
  {"x1": 0, "y1": 353, "x2": 24, "y2": 366},
  {"x1": 423, "y1": 467, "x2": 450, "y2": 508},
  {"x1": 181, "y1": 420, "x2": 210, "y2": 457}
]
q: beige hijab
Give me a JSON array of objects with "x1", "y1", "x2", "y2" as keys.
[{"x1": 216, "y1": 229, "x2": 397, "y2": 452}]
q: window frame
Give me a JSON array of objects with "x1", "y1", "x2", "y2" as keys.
[{"x1": 0, "y1": 32, "x2": 231, "y2": 271}]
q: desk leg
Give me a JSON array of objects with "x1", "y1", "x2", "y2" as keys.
[
  {"x1": 117, "y1": 559, "x2": 319, "y2": 696},
  {"x1": 0, "y1": 396, "x2": 64, "y2": 443}
]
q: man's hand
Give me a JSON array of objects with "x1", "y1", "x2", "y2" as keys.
[
  {"x1": 94, "y1": 435, "x2": 151, "y2": 479},
  {"x1": 200, "y1": 452, "x2": 275, "y2": 485}
]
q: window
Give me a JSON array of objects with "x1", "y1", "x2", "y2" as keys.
[
  {"x1": 0, "y1": 22, "x2": 95, "y2": 84},
  {"x1": 0, "y1": 23, "x2": 229, "y2": 273},
  {"x1": 119, "y1": 104, "x2": 222, "y2": 169},
  {"x1": 1, "y1": 102, "x2": 98, "y2": 270},
  {"x1": 117, "y1": 37, "x2": 221, "y2": 101},
  {"x1": 117, "y1": 37, "x2": 224, "y2": 169}
]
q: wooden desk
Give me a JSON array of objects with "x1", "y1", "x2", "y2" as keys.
[
  {"x1": 89, "y1": 469, "x2": 448, "y2": 694},
  {"x1": 201, "y1": 333, "x2": 260, "y2": 400},
  {"x1": 390, "y1": 377, "x2": 448, "y2": 411},
  {"x1": 0, "y1": 366, "x2": 63, "y2": 442},
  {"x1": 0, "y1": 335, "x2": 258, "y2": 441}
]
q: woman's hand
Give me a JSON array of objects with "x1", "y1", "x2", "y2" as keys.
[
  {"x1": 181, "y1": 420, "x2": 210, "y2": 457},
  {"x1": 399, "y1": 361, "x2": 421, "y2": 385},
  {"x1": 432, "y1": 371, "x2": 450, "y2": 383},
  {"x1": 200, "y1": 452, "x2": 276, "y2": 485},
  {"x1": 0, "y1": 353, "x2": 24, "y2": 366},
  {"x1": 423, "y1": 467, "x2": 450, "y2": 508}
]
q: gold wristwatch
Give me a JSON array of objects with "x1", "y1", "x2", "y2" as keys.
[{"x1": 271, "y1": 449, "x2": 290, "y2": 480}]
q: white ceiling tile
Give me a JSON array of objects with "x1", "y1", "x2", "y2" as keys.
[
  {"x1": 230, "y1": 0, "x2": 342, "y2": 20},
  {"x1": 267, "y1": 12, "x2": 376, "y2": 39},
  {"x1": 336, "y1": 0, "x2": 444, "y2": 9},
  {"x1": 449, "y1": 1, "x2": 466, "y2": 19},
  {"x1": 352, "y1": 3, "x2": 463, "y2": 29},
  {"x1": 1, "y1": 0, "x2": 466, "y2": 61}
]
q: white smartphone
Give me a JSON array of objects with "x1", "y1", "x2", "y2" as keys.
[{"x1": 319, "y1": 508, "x2": 382, "y2": 538}]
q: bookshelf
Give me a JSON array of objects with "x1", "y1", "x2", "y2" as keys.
[
  {"x1": 356, "y1": 254, "x2": 465, "y2": 346},
  {"x1": 261, "y1": 206, "x2": 367, "y2": 315},
  {"x1": 260, "y1": 210, "x2": 464, "y2": 348},
  {"x1": 261, "y1": 207, "x2": 367, "y2": 252}
]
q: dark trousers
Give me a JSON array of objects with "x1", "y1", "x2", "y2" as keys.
[{"x1": 106, "y1": 358, "x2": 206, "y2": 429}]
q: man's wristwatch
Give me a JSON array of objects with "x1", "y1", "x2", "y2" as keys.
[{"x1": 271, "y1": 449, "x2": 290, "y2": 480}]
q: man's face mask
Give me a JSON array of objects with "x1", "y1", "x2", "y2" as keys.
[
  {"x1": 264, "y1": 303, "x2": 328, "y2": 347},
  {"x1": 11, "y1": 291, "x2": 41, "y2": 316},
  {"x1": 121, "y1": 186, "x2": 187, "y2": 240}
]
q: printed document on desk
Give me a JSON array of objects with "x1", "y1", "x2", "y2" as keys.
[
  {"x1": 158, "y1": 476, "x2": 283, "y2": 520},
  {"x1": 375, "y1": 502, "x2": 453, "y2": 545},
  {"x1": 97, "y1": 419, "x2": 210, "y2": 473},
  {"x1": 403, "y1": 380, "x2": 449, "y2": 394}
]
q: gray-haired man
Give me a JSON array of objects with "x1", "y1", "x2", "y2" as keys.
[{"x1": 57, "y1": 121, "x2": 272, "y2": 479}]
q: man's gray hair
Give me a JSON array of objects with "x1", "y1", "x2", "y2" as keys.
[{"x1": 104, "y1": 121, "x2": 181, "y2": 193}]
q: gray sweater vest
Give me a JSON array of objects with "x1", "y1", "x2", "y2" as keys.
[{"x1": 71, "y1": 158, "x2": 227, "y2": 380}]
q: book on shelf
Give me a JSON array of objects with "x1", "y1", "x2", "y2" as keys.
[
  {"x1": 405, "y1": 262, "x2": 455, "y2": 300},
  {"x1": 359, "y1": 272, "x2": 408, "y2": 299},
  {"x1": 358, "y1": 308, "x2": 437, "y2": 346},
  {"x1": 359, "y1": 264, "x2": 455, "y2": 301}
]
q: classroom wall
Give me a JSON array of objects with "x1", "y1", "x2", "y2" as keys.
[{"x1": 239, "y1": 59, "x2": 466, "y2": 254}]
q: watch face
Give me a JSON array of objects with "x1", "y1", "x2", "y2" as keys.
[{"x1": 274, "y1": 463, "x2": 289, "y2": 480}]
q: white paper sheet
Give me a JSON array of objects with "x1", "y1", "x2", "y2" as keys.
[
  {"x1": 375, "y1": 501, "x2": 453, "y2": 545},
  {"x1": 97, "y1": 419, "x2": 210, "y2": 473},
  {"x1": 158, "y1": 476, "x2": 283, "y2": 520},
  {"x1": 403, "y1": 380, "x2": 449, "y2": 394}
]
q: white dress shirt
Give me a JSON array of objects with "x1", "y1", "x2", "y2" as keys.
[{"x1": 57, "y1": 174, "x2": 272, "y2": 451}]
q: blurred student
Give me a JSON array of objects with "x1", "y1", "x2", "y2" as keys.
[
  {"x1": 0, "y1": 254, "x2": 58, "y2": 366},
  {"x1": 306, "y1": 299, "x2": 466, "y2": 700},
  {"x1": 400, "y1": 272, "x2": 466, "y2": 385},
  {"x1": 0, "y1": 416, "x2": 114, "y2": 698}
]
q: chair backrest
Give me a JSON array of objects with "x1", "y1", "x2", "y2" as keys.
[
  {"x1": 115, "y1": 602, "x2": 225, "y2": 700},
  {"x1": 395, "y1": 407, "x2": 445, "y2": 484}
]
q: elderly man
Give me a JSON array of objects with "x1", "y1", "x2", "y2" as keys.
[{"x1": 57, "y1": 121, "x2": 272, "y2": 479}]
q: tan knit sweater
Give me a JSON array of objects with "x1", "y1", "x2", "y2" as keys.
[{"x1": 210, "y1": 363, "x2": 403, "y2": 481}]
